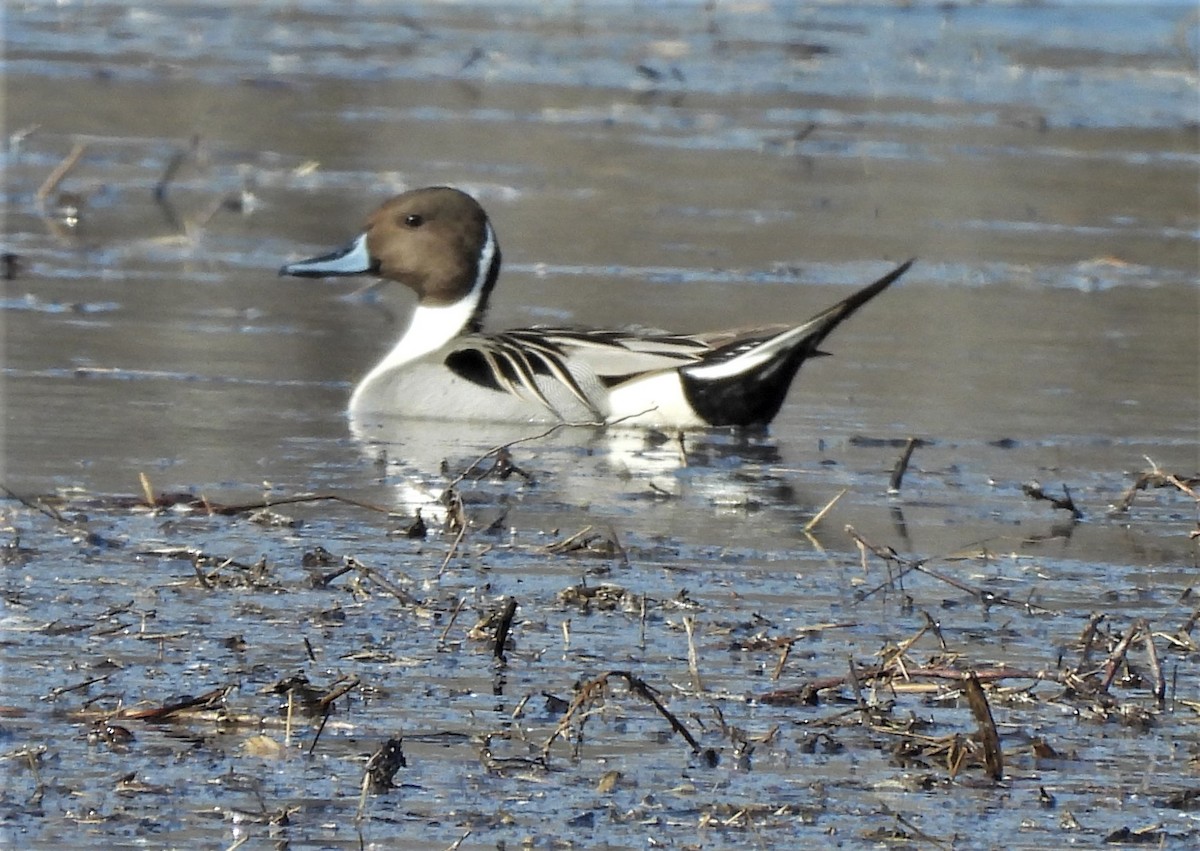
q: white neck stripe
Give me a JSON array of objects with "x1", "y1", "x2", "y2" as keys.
[
  {"x1": 473, "y1": 223, "x2": 497, "y2": 302},
  {"x1": 350, "y1": 223, "x2": 497, "y2": 405}
]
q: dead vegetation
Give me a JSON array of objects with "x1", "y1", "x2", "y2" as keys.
[{"x1": 0, "y1": 446, "x2": 1197, "y2": 848}]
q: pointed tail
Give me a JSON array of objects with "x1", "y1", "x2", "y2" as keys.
[
  {"x1": 680, "y1": 259, "x2": 913, "y2": 426},
  {"x1": 768, "y1": 257, "x2": 912, "y2": 362}
]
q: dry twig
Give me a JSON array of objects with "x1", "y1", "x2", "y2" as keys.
[
  {"x1": 1022, "y1": 481, "x2": 1083, "y2": 519},
  {"x1": 542, "y1": 671, "x2": 700, "y2": 762},
  {"x1": 888, "y1": 437, "x2": 921, "y2": 493}
]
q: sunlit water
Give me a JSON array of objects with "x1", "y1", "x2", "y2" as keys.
[{"x1": 2, "y1": 2, "x2": 1198, "y2": 849}]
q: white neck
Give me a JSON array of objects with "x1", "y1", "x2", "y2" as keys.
[{"x1": 350, "y1": 223, "x2": 496, "y2": 408}]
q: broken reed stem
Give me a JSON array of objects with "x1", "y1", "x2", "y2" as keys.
[
  {"x1": 771, "y1": 641, "x2": 792, "y2": 681},
  {"x1": 118, "y1": 686, "x2": 230, "y2": 721},
  {"x1": 1077, "y1": 612, "x2": 1106, "y2": 667},
  {"x1": 355, "y1": 771, "x2": 371, "y2": 823},
  {"x1": 606, "y1": 523, "x2": 630, "y2": 567},
  {"x1": 846, "y1": 655, "x2": 870, "y2": 722},
  {"x1": 437, "y1": 520, "x2": 469, "y2": 579},
  {"x1": 349, "y1": 559, "x2": 417, "y2": 605},
  {"x1": 1143, "y1": 625, "x2": 1166, "y2": 704},
  {"x1": 138, "y1": 472, "x2": 156, "y2": 507},
  {"x1": 438, "y1": 597, "x2": 467, "y2": 649},
  {"x1": 963, "y1": 671, "x2": 1003, "y2": 780},
  {"x1": 541, "y1": 671, "x2": 700, "y2": 762},
  {"x1": 759, "y1": 663, "x2": 1065, "y2": 707},
  {"x1": 0, "y1": 484, "x2": 68, "y2": 524},
  {"x1": 621, "y1": 673, "x2": 701, "y2": 752},
  {"x1": 285, "y1": 689, "x2": 294, "y2": 748},
  {"x1": 923, "y1": 610, "x2": 949, "y2": 651},
  {"x1": 307, "y1": 704, "x2": 332, "y2": 756},
  {"x1": 846, "y1": 525, "x2": 1055, "y2": 614},
  {"x1": 1168, "y1": 473, "x2": 1200, "y2": 502},
  {"x1": 683, "y1": 616, "x2": 703, "y2": 693},
  {"x1": 543, "y1": 677, "x2": 604, "y2": 760},
  {"x1": 545, "y1": 525, "x2": 594, "y2": 553},
  {"x1": 1021, "y1": 480, "x2": 1083, "y2": 519},
  {"x1": 493, "y1": 597, "x2": 518, "y2": 663},
  {"x1": 217, "y1": 492, "x2": 393, "y2": 515},
  {"x1": 43, "y1": 484, "x2": 396, "y2": 518},
  {"x1": 804, "y1": 488, "x2": 846, "y2": 533},
  {"x1": 844, "y1": 524, "x2": 925, "y2": 598},
  {"x1": 315, "y1": 677, "x2": 360, "y2": 713},
  {"x1": 312, "y1": 562, "x2": 355, "y2": 588},
  {"x1": 888, "y1": 437, "x2": 920, "y2": 494},
  {"x1": 36, "y1": 141, "x2": 88, "y2": 201},
  {"x1": 1113, "y1": 456, "x2": 1200, "y2": 513},
  {"x1": 1100, "y1": 619, "x2": 1142, "y2": 693},
  {"x1": 44, "y1": 674, "x2": 112, "y2": 700},
  {"x1": 892, "y1": 811, "x2": 953, "y2": 850}
]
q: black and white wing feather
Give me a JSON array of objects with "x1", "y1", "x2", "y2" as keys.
[{"x1": 443, "y1": 327, "x2": 711, "y2": 416}]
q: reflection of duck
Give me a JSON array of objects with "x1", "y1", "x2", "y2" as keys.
[
  {"x1": 280, "y1": 186, "x2": 910, "y2": 429},
  {"x1": 349, "y1": 414, "x2": 800, "y2": 521}
]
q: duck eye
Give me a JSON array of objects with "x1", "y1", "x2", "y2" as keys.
[{"x1": 403, "y1": 214, "x2": 424, "y2": 228}]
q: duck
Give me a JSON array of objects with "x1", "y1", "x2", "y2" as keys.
[{"x1": 280, "y1": 186, "x2": 911, "y2": 428}]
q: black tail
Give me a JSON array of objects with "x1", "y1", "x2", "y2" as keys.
[{"x1": 680, "y1": 260, "x2": 913, "y2": 427}]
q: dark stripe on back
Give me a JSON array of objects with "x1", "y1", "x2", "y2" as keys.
[
  {"x1": 445, "y1": 345, "x2": 559, "y2": 390},
  {"x1": 445, "y1": 349, "x2": 510, "y2": 391}
]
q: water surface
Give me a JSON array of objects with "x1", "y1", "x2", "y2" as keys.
[{"x1": 2, "y1": 2, "x2": 1198, "y2": 849}]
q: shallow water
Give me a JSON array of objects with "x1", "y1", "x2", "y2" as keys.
[{"x1": 3, "y1": 2, "x2": 1199, "y2": 849}]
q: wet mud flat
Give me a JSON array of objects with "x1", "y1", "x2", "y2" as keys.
[
  {"x1": 1, "y1": 443, "x2": 1198, "y2": 850},
  {"x1": 4, "y1": 0, "x2": 1200, "y2": 848}
]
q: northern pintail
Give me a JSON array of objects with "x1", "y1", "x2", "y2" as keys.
[{"x1": 280, "y1": 186, "x2": 911, "y2": 428}]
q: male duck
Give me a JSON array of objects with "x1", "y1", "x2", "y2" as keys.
[{"x1": 280, "y1": 186, "x2": 911, "y2": 428}]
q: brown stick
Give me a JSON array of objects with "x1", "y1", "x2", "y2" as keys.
[
  {"x1": 683, "y1": 616, "x2": 703, "y2": 693},
  {"x1": 804, "y1": 488, "x2": 846, "y2": 533},
  {"x1": 0, "y1": 484, "x2": 68, "y2": 524},
  {"x1": 44, "y1": 674, "x2": 112, "y2": 700},
  {"x1": 1077, "y1": 612, "x2": 1106, "y2": 667},
  {"x1": 36, "y1": 141, "x2": 88, "y2": 201},
  {"x1": 771, "y1": 641, "x2": 792, "y2": 681},
  {"x1": 888, "y1": 437, "x2": 920, "y2": 494},
  {"x1": 619, "y1": 672, "x2": 701, "y2": 752},
  {"x1": 1021, "y1": 481, "x2": 1083, "y2": 519},
  {"x1": 1113, "y1": 462, "x2": 1200, "y2": 513},
  {"x1": 439, "y1": 597, "x2": 467, "y2": 649},
  {"x1": 1142, "y1": 622, "x2": 1166, "y2": 704},
  {"x1": 348, "y1": 559, "x2": 418, "y2": 605},
  {"x1": 119, "y1": 686, "x2": 231, "y2": 721},
  {"x1": 493, "y1": 597, "x2": 518, "y2": 663},
  {"x1": 542, "y1": 671, "x2": 700, "y2": 761},
  {"x1": 964, "y1": 672, "x2": 1003, "y2": 780},
  {"x1": 1100, "y1": 620, "x2": 1142, "y2": 693},
  {"x1": 314, "y1": 677, "x2": 362, "y2": 713},
  {"x1": 759, "y1": 663, "x2": 1059, "y2": 704},
  {"x1": 846, "y1": 526, "x2": 1055, "y2": 613}
]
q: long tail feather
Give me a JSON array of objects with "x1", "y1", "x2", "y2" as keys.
[{"x1": 680, "y1": 259, "x2": 913, "y2": 426}]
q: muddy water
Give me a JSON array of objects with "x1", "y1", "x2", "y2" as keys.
[{"x1": 3, "y1": 2, "x2": 1199, "y2": 849}]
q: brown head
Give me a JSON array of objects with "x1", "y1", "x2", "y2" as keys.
[
  {"x1": 362, "y1": 187, "x2": 493, "y2": 304},
  {"x1": 280, "y1": 186, "x2": 499, "y2": 308}
]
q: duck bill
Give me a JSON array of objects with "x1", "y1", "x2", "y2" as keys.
[{"x1": 279, "y1": 233, "x2": 376, "y2": 278}]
